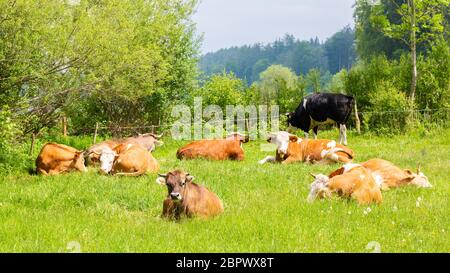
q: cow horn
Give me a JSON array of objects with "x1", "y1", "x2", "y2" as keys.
[
  {"x1": 310, "y1": 173, "x2": 317, "y2": 179},
  {"x1": 417, "y1": 163, "x2": 421, "y2": 174},
  {"x1": 158, "y1": 173, "x2": 167, "y2": 178}
]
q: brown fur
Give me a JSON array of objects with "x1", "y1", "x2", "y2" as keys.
[
  {"x1": 177, "y1": 139, "x2": 246, "y2": 161},
  {"x1": 111, "y1": 144, "x2": 159, "y2": 176},
  {"x1": 320, "y1": 166, "x2": 382, "y2": 205},
  {"x1": 86, "y1": 133, "x2": 162, "y2": 165},
  {"x1": 159, "y1": 170, "x2": 223, "y2": 220},
  {"x1": 328, "y1": 159, "x2": 430, "y2": 190},
  {"x1": 35, "y1": 143, "x2": 86, "y2": 175},
  {"x1": 277, "y1": 138, "x2": 354, "y2": 164}
]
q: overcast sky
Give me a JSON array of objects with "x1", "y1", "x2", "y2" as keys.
[{"x1": 193, "y1": 0, "x2": 356, "y2": 53}]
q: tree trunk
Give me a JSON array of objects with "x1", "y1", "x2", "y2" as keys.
[
  {"x1": 410, "y1": 0, "x2": 417, "y2": 105},
  {"x1": 354, "y1": 101, "x2": 361, "y2": 134}
]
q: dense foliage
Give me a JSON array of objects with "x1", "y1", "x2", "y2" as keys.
[{"x1": 0, "y1": 0, "x2": 200, "y2": 135}]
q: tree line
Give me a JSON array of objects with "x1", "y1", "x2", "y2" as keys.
[{"x1": 199, "y1": 26, "x2": 356, "y2": 85}]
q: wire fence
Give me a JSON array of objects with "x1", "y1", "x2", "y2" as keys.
[{"x1": 67, "y1": 107, "x2": 450, "y2": 135}]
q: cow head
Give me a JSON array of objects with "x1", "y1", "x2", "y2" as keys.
[
  {"x1": 71, "y1": 151, "x2": 87, "y2": 172},
  {"x1": 285, "y1": 112, "x2": 294, "y2": 127},
  {"x1": 98, "y1": 148, "x2": 118, "y2": 174},
  {"x1": 404, "y1": 166, "x2": 432, "y2": 188},
  {"x1": 135, "y1": 133, "x2": 164, "y2": 152},
  {"x1": 307, "y1": 173, "x2": 330, "y2": 202},
  {"x1": 156, "y1": 170, "x2": 194, "y2": 201},
  {"x1": 226, "y1": 132, "x2": 249, "y2": 143},
  {"x1": 266, "y1": 131, "x2": 301, "y2": 155}
]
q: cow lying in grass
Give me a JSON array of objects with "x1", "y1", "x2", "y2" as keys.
[
  {"x1": 258, "y1": 131, "x2": 354, "y2": 165},
  {"x1": 156, "y1": 170, "x2": 224, "y2": 220},
  {"x1": 99, "y1": 143, "x2": 159, "y2": 176},
  {"x1": 308, "y1": 163, "x2": 383, "y2": 205},
  {"x1": 328, "y1": 158, "x2": 432, "y2": 190},
  {"x1": 176, "y1": 133, "x2": 249, "y2": 161},
  {"x1": 35, "y1": 143, "x2": 87, "y2": 175},
  {"x1": 86, "y1": 133, "x2": 163, "y2": 165}
]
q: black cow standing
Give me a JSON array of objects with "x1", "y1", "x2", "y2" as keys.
[{"x1": 286, "y1": 93, "x2": 354, "y2": 145}]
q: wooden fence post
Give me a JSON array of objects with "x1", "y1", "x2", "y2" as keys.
[
  {"x1": 151, "y1": 125, "x2": 155, "y2": 134},
  {"x1": 29, "y1": 133, "x2": 36, "y2": 156},
  {"x1": 61, "y1": 116, "x2": 68, "y2": 137},
  {"x1": 354, "y1": 101, "x2": 361, "y2": 134},
  {"x1": 93, "y1": 122, "x2": 99, "y2": 144}
]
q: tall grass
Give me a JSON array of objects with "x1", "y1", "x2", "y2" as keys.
[{"x1": 0, "y1": 128, "x2": 448, "y2": 252}]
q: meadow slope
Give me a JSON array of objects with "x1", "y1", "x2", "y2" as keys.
[{"x1": 0, "y1": 129, "x2": 449, "y2": 252}]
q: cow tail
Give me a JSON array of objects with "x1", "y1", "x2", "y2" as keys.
[
  {"x1": 114, "y1": 169, "x2": 147, "y2": 177},
  {"x1": 329, "y1": 147, "x2": 354, "y2": 160}
]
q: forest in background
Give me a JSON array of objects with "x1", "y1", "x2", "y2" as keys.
[
  {"x1": 199, "y1": 26, "x2": 356, "y2": 86},
  {"x1": 1, "y1": 0, "x2": 449, "y2": 170}
]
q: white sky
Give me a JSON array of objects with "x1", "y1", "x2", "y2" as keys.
[{"x1": 192, "y1": 0, "x2": 356, "y2": 53}]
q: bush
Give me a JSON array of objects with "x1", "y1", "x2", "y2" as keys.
[
  {"x1": 363, "y1": 82, "x2": 411, "y2": 134},
  {"x1": 0, "y1": 109, "x2": 24, "y2": 172}
]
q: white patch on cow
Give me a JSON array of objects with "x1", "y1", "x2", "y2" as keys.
[
  {"x1": 343, "y1": 163, "x2": 361, "y2": 173},
  {"x1": 320, "y1": 149, "x2": 328, "y2": 158},
  {"x1": 372, "y1": 174, "x2": 383, "y2": 188},
  {"x1": 126, "y1": 143, "x2": 133, "y2": 151},
  {"x1": 330, "y1": 153, "x2": 339, "y2": 162},
  {"x1": 327, "y1": 140, "x2": 336, "y2": 148},
  {"x1": 359, "y1": 174, "x2": 365, "y2": 180},
  {"x1": 303, "y1": 98, "x2": 307, "y2": 109},
  {"x1": 308, "y1": 174, "x2": 329, "y2": 202},
  {"x1": 305, "y1": 155, "x2": 311, "y2": 162},
  {"x1": 99, "y1": 148, "x2": 117, "y2": 174},
  {"x1": 267, "y1": 131, "x2": 291, "y2": 155},
  {"x1": 297, "y1": 138, "x2": 303, "y2": 144}
]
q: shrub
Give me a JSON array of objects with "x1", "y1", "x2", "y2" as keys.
[{"x1": 363, "y1": 82, "x2": 411, "y2": 134}]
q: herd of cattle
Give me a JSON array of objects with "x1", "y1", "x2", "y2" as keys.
[{"x1": 33, "y1": 93, "x2": 433, "y2": 220}]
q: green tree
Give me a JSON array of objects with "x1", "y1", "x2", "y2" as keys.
[
  {"x1": 306, "y1": 68, "x2": 321, "y2": 93},
  {"x1": 324, "y1": 26, "x2": 356, "y2": 73},
  {"x1": 256, "y1": 65, "x2": 300, "y2": 113},
  {"x1": 196, "y1": 72, "x2": 244, "y2": 109},
  {"x1": 372, "y1": 0, "x2": 449, "y2": 104}
]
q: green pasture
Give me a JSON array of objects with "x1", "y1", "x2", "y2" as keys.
[{"x1": 0, "y1": 128, "x2": 448, "y2": 252}]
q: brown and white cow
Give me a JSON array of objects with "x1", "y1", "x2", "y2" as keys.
[
  {"x1": 328, "y1": 158, "x2": 432, "y2": 190},
  {"x1": 156, "y1": 170, "x2": 224, "y2": 220},
  {"x1": 308, "y1": 164, "x2": 382, "y2": 205},
  {"x1": 258, "y1": 131, "x2": 354, "y2": 164},
  {"x1": 86, "y1": 133, "x2": 163, "y2": 165},
  {"x1": 99, "y1": 143, "x2": 159, "y2": 176},
  {"x1": 35, "y1": 143, "x2": 87, "y2": 175},
  {"x1": 176, "y1": 133, "x2": 249, "y2": 161}
]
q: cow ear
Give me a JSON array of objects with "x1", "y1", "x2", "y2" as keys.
[
  {"x1": 186, "y1": 174, "x2": 194, "y2": 183},
  {"x1": 156, "y1": 174, "x2": 167, "y2": 185},
  {"x1": 404, "y1": 169, "x2": 414, "y2": 177},
  {"x1": 289, "y1": 135, "x2": 299, "y2": 142}
]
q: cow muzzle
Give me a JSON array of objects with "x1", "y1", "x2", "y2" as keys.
[{"x1": 170, "y1": 192, "x2": 182, "y2": 201}]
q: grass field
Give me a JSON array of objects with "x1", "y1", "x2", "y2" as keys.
[{"x1": 0, "y1": 128, "x2": 449, "y2": 252}]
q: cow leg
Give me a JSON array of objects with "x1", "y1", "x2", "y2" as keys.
[
  {"x1": 304, "y1": 131, "x2": 309, "y2": 139},
  {"x1": 339, "y1": 124, "x2": 348, "y2": 146},
  {"x1": 312, "y1": 126, "x2": 318, "y2": 139},
  {"x1": 258, "y1": 156, "x2": 276, "y2": 164}
]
